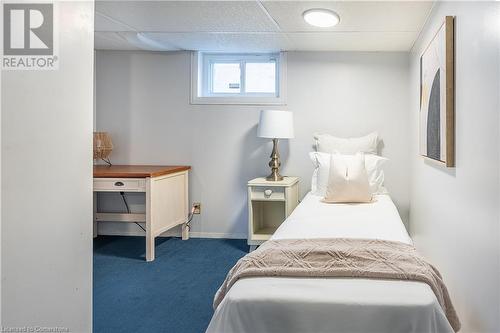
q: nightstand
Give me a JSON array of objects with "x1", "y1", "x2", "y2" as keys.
[{"x1": 247, "y1": 177, "x2": 299, "y2": 251}]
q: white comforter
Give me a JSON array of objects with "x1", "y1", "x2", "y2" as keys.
[{"x1": 207, "y1": 193, "x2": 454, "y2": 333}]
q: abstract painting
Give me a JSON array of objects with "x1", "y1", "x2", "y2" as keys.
[{"x1": 420, "y1": 16, "x2": 455, "y2": 167}]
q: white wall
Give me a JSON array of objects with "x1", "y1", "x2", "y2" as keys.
[
  {"x1": 1, "y1": 2, "x2": 94, "y2": 331},
  {"x1": 0, "y1": 44, "x2": 2, "y2": 327},
  {"x1": 409, "y1": 2, "x2": 500, "y2": 332},
  {"x1": 95, "y1": 50, "x2": 410, "y2": 238}
]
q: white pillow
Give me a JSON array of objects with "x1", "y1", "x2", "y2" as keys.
[
  {"x1": 323, "y1": 153, "x2": 372, "y2": 203},
  {"x1": 314, "y1": 132, "x2": 379, "y2": 154},
  {"x1": 310, "y1": 152, "x2": 387, "y2": 196},
  {"x1": 311, "y1": 165, "x2": 319, "y2": 194},
  {"x1": 310, "y1": 152, "x2": 331, "y2": 196}
]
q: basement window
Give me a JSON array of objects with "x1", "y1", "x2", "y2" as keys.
[{"x1": 191, "y1": 52, "x2": 286, "y2": 105}]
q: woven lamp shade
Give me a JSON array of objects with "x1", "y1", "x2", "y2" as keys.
[{"x1": 93, "y1": 132, "x2": 113, "y2": 161}]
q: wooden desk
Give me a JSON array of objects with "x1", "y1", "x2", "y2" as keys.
[{"x1": 93, "y1": 165, "x2": 191, "y2": 261}]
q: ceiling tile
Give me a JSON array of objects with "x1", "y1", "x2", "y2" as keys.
[
  {"x1": 285, "y1": 31, "x2": 417, "y2": 51},
  {"x1": 95, "y1": 32, "x2": 141, "y2": 50},
  {"x1": 95, "y1": 32, "x2": 181, "y2": 51},
  {"x1": 263, "y1": 1, "x2": 434, "y2": 32},
  {"x1": 140, "y1": 32, "x2": 292, "y2": 52},
  {"x1": 96, "y1": 1, "x2": 279, "y2": 32},
  {"x1": 95, "y1": 12, "x2": 134, "y2": 32}
]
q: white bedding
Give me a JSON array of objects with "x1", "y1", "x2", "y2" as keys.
[{"x1": 207, "y1": 193, "x2": 454, "y2": 333}]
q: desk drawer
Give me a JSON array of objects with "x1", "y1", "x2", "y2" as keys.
[
  {"x1": 250, "y1": 186, "x2": 285, "y2": 201},
  {"x1": 93, "y1": 178, "x2": 146, "y2": 192}
]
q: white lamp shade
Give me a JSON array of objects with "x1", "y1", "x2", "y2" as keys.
[{"x1": 257, "y1": 110, "x2": 294, "y2": 139}]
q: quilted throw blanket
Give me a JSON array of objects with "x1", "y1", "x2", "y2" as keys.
[{"x1": 213, "y1": 238, "x2": 461, "y2": 332}]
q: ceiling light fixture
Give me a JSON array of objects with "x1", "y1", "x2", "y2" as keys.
[{"x1": 303, "y1": 9, "x2": 340, "y2": 28}]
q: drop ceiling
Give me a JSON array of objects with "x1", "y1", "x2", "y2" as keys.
[{"x1": 95, "y1": 1, "x2": 435, "y2": 52}]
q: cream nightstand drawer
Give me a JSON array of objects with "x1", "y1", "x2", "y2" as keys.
[
  {"x1": 93, "y1": 178, "x2": 146, "y2": 192},
  {"x1": 251, "y1": 187, "x2": 285, "y2": 201}
]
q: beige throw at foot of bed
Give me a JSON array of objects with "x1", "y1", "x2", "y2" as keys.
[{"x1": 214, "y1": 238, "x2": 460, "y2": 332}]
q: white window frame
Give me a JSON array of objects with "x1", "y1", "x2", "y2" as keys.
[{"x1": 191, "y1": 51, "x2": 287, "y2": 105}]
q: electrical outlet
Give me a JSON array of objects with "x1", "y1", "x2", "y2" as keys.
[{"x1": 193, "y1": 203, "x2": 201, "y2": 214}]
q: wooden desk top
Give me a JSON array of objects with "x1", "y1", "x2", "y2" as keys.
[{"x1": 93, "y1": 165, "x2": 191, "y2": 178}]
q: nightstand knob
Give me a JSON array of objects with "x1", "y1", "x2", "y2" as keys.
[{"x1": 264, "y1": 189, "x2": 273, "y2": 197}]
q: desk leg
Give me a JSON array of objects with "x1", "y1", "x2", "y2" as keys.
[
  {"x1": 181, "y1": 172, "x2": 189, "y2": 241},
  {"x1": 182, "y1": 223, "x2": 189, "y2": 240},
  {"x1": 145, "y1": 178, "x2": 155, "y2": 261},
  {"x1": 146, "y1": 230, "x2": 155, "y2": 262},
  {"x1": 93, "y1": 192, "x2": 98, "y2": 238}
]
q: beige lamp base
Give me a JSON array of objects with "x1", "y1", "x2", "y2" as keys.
[
  {"x1": 266, "y1": 138, "x2": 284, "y2": 181},
  {"x1": 266, "y1": 171, "x2": 283, "y2": 182}
]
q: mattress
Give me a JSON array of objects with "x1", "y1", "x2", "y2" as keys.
[{"x1": 206, "y1": 193, "x2": 454, "y2": 333}]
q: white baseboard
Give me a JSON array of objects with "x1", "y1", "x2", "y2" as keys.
[
  {"x1": 97, "y1": 229, "x2": 246, "y2": 240},
  {"x1": 187, "y1": 231, "x2": 247, "y2": 239}
]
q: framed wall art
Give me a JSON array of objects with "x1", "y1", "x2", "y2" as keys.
[{"x1": 420, "y1": 16, "x2": 455, "y2": 167}]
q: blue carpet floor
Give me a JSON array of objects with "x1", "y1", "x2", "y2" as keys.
[{"x1": 93, "y1": 236, "x2": 248, "y2": 333}]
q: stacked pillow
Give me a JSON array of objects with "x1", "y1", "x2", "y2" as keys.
[
  {"x1": 310, "y1": 151, "x2": 387, "y2": 197},
  {"x1": 323, "y1": 153, "x2": 372, "y2": 203},
  {"x1": 314, "y1": 132, "x2": 378, "y2": 154},
  {"x1": 311, "y1": 132, "x2": 387, "y2": 203}
]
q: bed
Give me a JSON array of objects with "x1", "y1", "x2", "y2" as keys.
[{"x1": 206, "y1": 192, "x2": 455, "y2": 333}]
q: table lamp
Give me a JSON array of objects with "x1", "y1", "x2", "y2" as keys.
[
  {"x1": 93, "y1": 132, "x2": 113, "y2": 165},
  {"x1": 257, "y1": 110, "x2": 294, "y2": 181}
]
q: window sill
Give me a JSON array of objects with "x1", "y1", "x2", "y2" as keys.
[{"x1": 190, "y1": 96, "x2": 286, "y2": 106}]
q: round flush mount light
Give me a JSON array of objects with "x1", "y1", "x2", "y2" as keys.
[{"x1": 303, "y1": 9, "x2": 340, "y2": 28}]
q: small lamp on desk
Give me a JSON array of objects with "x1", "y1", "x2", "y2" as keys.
[
  {"x1": 93, "y1": 132, "x2": 113, "y2": 166},
  {"x1": 257, "y1": 110, "x2": 294, "y2": 181}
]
